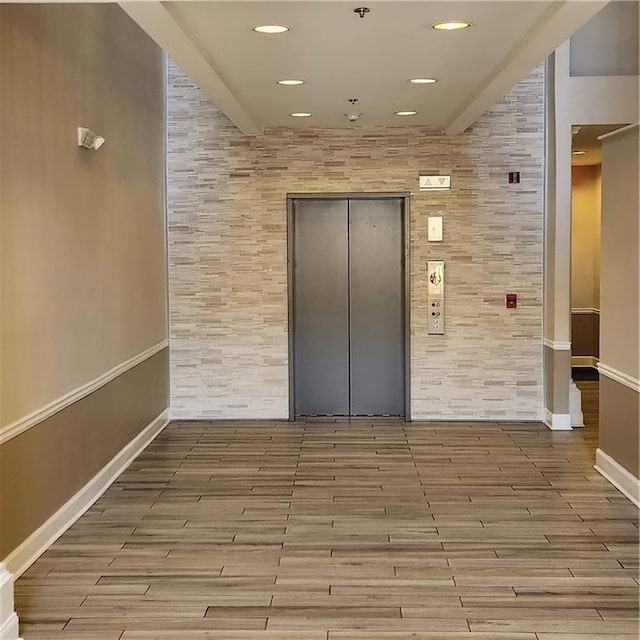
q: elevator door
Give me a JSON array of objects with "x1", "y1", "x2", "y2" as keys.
[
  {"x1": 292, "y1": 199, "x2": 350, "y2": 415},
  {"x1": 291, "y1": 197, "x2": 405, "y2": 417}
]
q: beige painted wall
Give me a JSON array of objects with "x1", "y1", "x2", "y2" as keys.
[
  {"x1": 0, "y1": 350, "x2": 168, "y2": 559},
  {"x1": 0, "y1": 4, "x2": 169, "y2": 559},
  {"x1": 599, "y1": 124, "x2": 639, "y2": 479},
  {"x1": 571, "y1": 164, "x2": 600, "y2": 361},
  {"x1": 599, "y1": 375, "x2": 639, "y2": 478},
  {"x1": 0, "y1": 4, "x2": 168, "y2": 429},
  {"x1": 571, "y1": 165, "x2": 601, "y2": 311},
  {"x1": 570, "y1": 1, "x2": 639, "y2": 77},
  {"x1": 600, "y1": 126, "x2": 639, "y2": 380}
]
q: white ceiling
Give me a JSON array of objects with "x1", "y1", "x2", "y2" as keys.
[
  {"x1": 121, "y1": 0, "x2": 610, "y2": 134},
  {"x1": 172, "y1": 1, "x2": 551, "y2": 128},
  {"x1": 572, "y1": 124, "x2": 627, "y2": 166}
]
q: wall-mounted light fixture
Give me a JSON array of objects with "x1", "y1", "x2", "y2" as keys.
[{"x1": 77, "y1": 127, "x2": 105, "y2": 151}]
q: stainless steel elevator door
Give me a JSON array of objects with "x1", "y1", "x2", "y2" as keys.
[
  {"x1": 292, "y1": 199, "x2": 350, "y2": 415},
  {"x1": 349, "y1": 199, "x2": 405, "y2": 415},
  {"x1": 291, "y1": 197, "x2": 405, "y2": 417}
]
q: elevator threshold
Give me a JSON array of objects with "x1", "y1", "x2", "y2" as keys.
[{"x1": 300, "y1": 414, "x2": 403, "y2": 420}]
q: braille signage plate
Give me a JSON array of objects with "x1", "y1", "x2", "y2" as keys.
[{"x1": 419, "y1": 175, "x2": 451, "y2": 191}]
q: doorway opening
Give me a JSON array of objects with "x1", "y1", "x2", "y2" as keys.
[
  {"x1": 569, "y1": 123, "x2": 627, "y2": 427},
  {"x1": 570, "y1": 124, "x2": 621, "y2": 377},
  {"x1": 287, "y1": 194, "x2": 411, "y2": 419}
]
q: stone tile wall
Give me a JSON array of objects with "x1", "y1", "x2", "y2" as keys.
[{"x1": 167, "y1": 61, "x2": 544, "y2": 420}]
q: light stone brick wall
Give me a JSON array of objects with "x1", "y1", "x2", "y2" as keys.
[{"x1": 167, "y1": 61, "x2": 544, "y2": 421}]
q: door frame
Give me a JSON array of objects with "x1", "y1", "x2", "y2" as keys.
[{"x1": 286, "y1": 192, "x2": 412, "y2": 420}]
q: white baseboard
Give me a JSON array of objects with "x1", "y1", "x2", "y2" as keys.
[
  {"x1": 409, "y1": 412, "x2": 545, "y2": 422},
  {"x1": 0, "y1": 615, "x2": 19, "y2": 640},
  {"x1": 3, "y1": 409, "x2": 169, "y2": 578},
  {"x1": 595, "y1": 448, "x2": 640, "y2": 507},
  {"x1": 543, "y1": 339, "x2": 571, "y2": 351},
  {"x1": 572, "y1": 356, "x2": 598, "y2": 368},
  {"x1": 544, "y1": 409, "x2": 572, "y2": 430},
  {"x1": 169, "y1": 410, "x2": 288, "y2": 421},
  {"x1": 569, "y1": 380, "x2": 584, "y2": 428},
  {"x1": 0, "y1": 565, "x2": 20, "y2": 640}
]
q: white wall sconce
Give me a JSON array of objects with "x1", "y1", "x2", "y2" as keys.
[{"x1": 77, "y1": 127, "x2": 105, "y2": 151}]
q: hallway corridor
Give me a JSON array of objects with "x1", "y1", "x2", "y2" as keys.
[{"x1": 15, "y1": 410, "x2": 639, "y2": 639}]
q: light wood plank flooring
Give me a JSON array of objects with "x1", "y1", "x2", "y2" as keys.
[{"x1": 15, "y1": 382, "x2": 639, "y2": 639}]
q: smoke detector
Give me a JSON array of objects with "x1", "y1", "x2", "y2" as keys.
[{"x1": 344, "y1": 98, "x2": 362, "y2": 123}]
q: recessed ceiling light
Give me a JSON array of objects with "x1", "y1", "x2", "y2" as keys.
[
  {"x1": 572, "y1": 150, "x2": 587, "y2": 155},
  {"x1": 395, "y1": 111, "x2": 417, "y2": 116},
  {"x1": 253, "y1": 25, "x2": 289, "y2": 34},
  {"x1": 432, "y1": 21, "x2": 472, "y2": 31},
  {"x1": 290, "y1": 112, "x2": 312, "y2": 118},
  {"x1": 278, "y1": 79, "x2": 305, "y2": 86},
  {"x1": 409, "y1": 78, "x2": 437, "y2": 85}
]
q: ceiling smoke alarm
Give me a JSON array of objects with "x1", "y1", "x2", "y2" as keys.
[{"x1": 345, "y1": 98, "x2": 362, "y2": 122}]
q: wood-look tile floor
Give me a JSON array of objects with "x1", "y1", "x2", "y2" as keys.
[{"x1": 15, "y1": 382, "x2": 639, "y2": 639}]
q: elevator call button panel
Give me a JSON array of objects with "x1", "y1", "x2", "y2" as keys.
[{"x1": 427, "y1": 260, "x2": 445, "y2": 335}]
